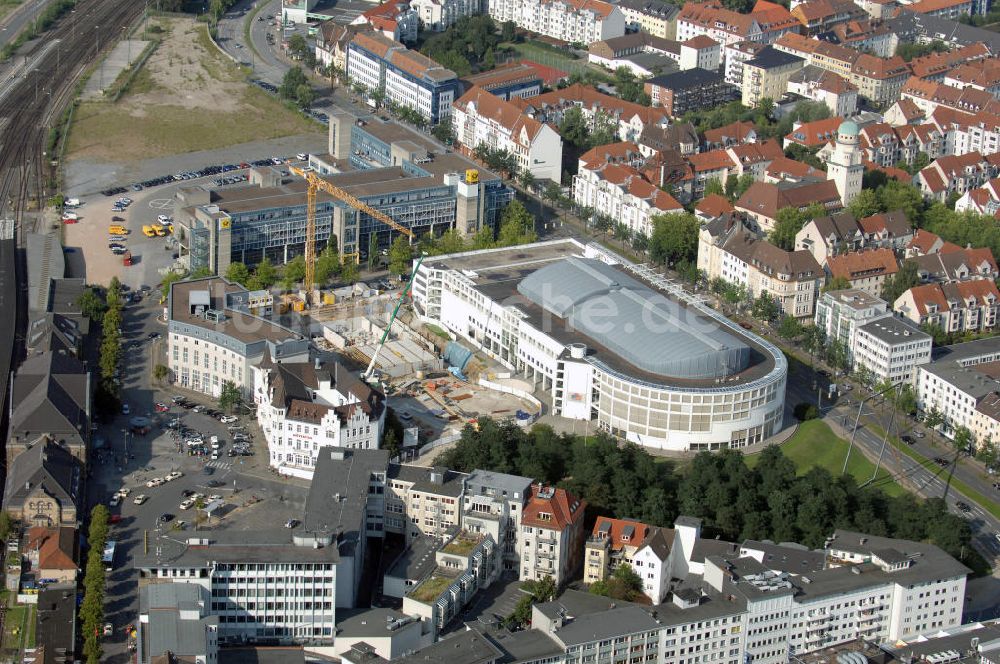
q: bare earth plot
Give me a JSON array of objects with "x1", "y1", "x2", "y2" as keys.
[{"x1": 66, "y1": 17, "x2": 321, "y2": 163}]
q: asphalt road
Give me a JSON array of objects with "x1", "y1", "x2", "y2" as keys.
[
  {"x1": 0, "y1": 0, "x2": 55, "y2": 48},
  {"x1": 88, "y1": 292, "x2": 309, "y2": 663}
]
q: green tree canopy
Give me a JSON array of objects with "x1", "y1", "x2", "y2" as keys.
[
  {"x1": 388, "y1": 236, "x2": 413, "y2": 276},
  {"x1": 649, "y1": 212, "x2": 700, "y2": 266}
]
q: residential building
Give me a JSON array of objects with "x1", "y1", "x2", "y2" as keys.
[
  {"x1": 698, "y1": 215, "x2": 823, "y2": 318},
  {"x1": 644, "y1": 68, "x2": 740, "y2": 117},
  {"x1": 679, "y1": 35, "x2": 721, "y2": 70},
  {"x1": 2, "y1": 438, "x2": 80, "y2": 528},
  {"x1": 790, "y1": 0, "x2": 867, "y2": 35},
  {"x1": 907, "y1": 0, "x2": 975, "y2": 19},
  {"x1": 695, "y1": 193, "x2": 736, "y2": 221},
  {"x1": 907, "y1": 228, "x2": 963, "y2": 257},
  {"x1": 25, "y1": 526, "x2": 77, "y2": 584},
  {"x1": 944, "y1": 58, "x2": 1000, "y2": 98},
  {"x1": 253, "y1": 354, "x2": 386, "y2": 479},
  {"x1": 587, "y1": 32, "x2": 682, "y2": 77},
  {"x1": 764, "y1": 155, "x2": 827, "y2": 182},
  {"x1": 615, "y1": 0, "x2": 680, "y2": 39},
  {"x1": 915, "y1": 335, "x2": 1000, "y2": 442},
  {"x1": 826, "y1": 119, "x2": 864, "y2": 205},
  {"x1": 347, "y1": 32, "x2": 459, "y2": 125},
  {"x1": 956, "y1": 176, "x2": 1000, "y2": 215},
  {"x1": 724, "y1": 40, "x2": 768, "y2": 87},
  {"x1": 894, "y1": 280, "x2": 1000, "y2": 333},
  {"x1": 315, "y1": 23, "x2": 368, "y2": 74},
  {"x1": 859, "y1": 210, "x2": 916, "y2": 249},
  {"x1": 822, "y1": 18, "x2": 894, "y2": 56},
  {"x1": 908, "y1": 43, "x2": 991, "y2": 83},
  {"x1": 901, "y1": 77, "x2": 1000, "y2": 119},
  {"x1": 137, "y1": 585, "x2": 220, "y2": 664},
  {"x1": 6, "y1": 349, "x2": 90, "y2": 466},
  {"x1": 676, "y1": 1, "x2": 801, "y2": 48},
  {"x1": 519, "y1": 485, "x2": 586, "y2": 585},
  {"x1": 704, "y1": 120, "x2": 757, "y2": 150},
  {"x1": 353, "y1": 0, "x2": 419, "y2": 43},
  {"x1": 166, "y1": 277, "x2": 309, "y2": 398},
  {"x1": 786, "y1": 66, "x2": 859, "y2": 116},
  {"x1": 851, "y1": 54, "x2": 913, "y2": 107},
  {"x1": 735, "y1": 179, "x2": 844, "y2": 231},
  {"x1": 917, "y1": 151, "x2": 1000, "y2": 201},
  {"x1": 783, "y1": 116, "x2": 844, "y2": 148},
  {"x1": 488, "y1": 0, "x2": 626, "y2": 43},
  {"x1": 179, "y1": 117, "x2": 512, "y2": 271},
  {"x1": 410, "y1": 0, "x2": 483, "y2": 31},
  {"x1": 573, "y1": 143, "x2": 684, "y2": 238},
  {"x1": 637, "y1": 121, "x2": 700, "y2": 157},
  {"x1": 515, "y1": 83, "x2": 671, "y2": 142},
  {"x1": 826, "y1": 247, "x2": 899, "y2": 297},
  {"x1": 385, "y1": 465, "x2": 465, "y2": 540},
  {"x1": 462, "y1": 469, "x2": 533, "y2": 573},
  {"x1": 794, "y1": 211, "x2": 864, "y2": 265},
  {"x1": 856, "y1": 121, "x2": 947, "y2": 167},
  {"x1": 460, "y1": 62, "x2": 542, "y2": 101},
  {"x1": 854, "y1": 316, "x2": 933, "y2": 383},
  {"x1": 885, "y1": 9, "x2": 1000, "y2": 49},
  {"x1": 741, "y1": 46, "x2": 805, "y2": 107},
  {"x1": 452, "y1": 87, "x2": 563, "y2": 182},
  {"x1": 815, "y1": 287, "x2": 892, "y2": 351},
  {"x1": 911, "y1": 246, "x2": 999, "y2": 283},
  {"x1": 584, "y1": 517, "x2": 650, "y2": 584},
  {"x1": 413, "y1": 239, "x2": 788, "y2": 451}
]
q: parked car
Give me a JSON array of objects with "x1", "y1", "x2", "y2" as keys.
[{"x1": 134, "y1": 494, "x2": 148, "y2": 505}]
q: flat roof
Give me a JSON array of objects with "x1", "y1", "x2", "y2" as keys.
[
  {"x1": 168, "y1": 277, "x2": 302, "y2": 345},
  {"x1": 304, "y1": 447, "x2": 390, "y2": 537},
  {"x1": 386, "y1": 533, "x2": 442, "y2": 581},
  {"x1": 857, "y1": 316, "x2": 930, "y2": 345},
  {"x1": 428, "y1": 240, "x2": 778, "y2": 389}
]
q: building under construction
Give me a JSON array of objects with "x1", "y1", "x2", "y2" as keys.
[{"x1": 173, "y1": 115, "x2": 513, "y2": 274}]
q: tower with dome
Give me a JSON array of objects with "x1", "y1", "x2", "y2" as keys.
[{"x1": 826, "y1": 119, "x2": 863, "y2": 206}]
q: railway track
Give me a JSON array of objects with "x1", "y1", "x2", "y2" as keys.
[{"x1": 0, "y1": 0, "x2": 146, "y2": 236}]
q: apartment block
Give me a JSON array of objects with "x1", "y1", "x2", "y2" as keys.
[
  {"x1": 826, "y1": 248, "x2": 899, "y2": 298},
  {"x1": 699, "y1": 215, "x2": 822, "y2": 318},
  {"x1": 347, "y1": 32, "x2": 459, "y2": 125},
  {"x1": 815, "y1": 287, "x2": 891, "y2": 350},
  {"x1": 786, "y1": 66, "x2": 859, "y2": 117},
  {"x1": 355, "y1": 0, "x2": 419, "y2": 43},
  {"x1": 452, "y1": 87, "x2": 562, "y2": 182},
  {"x1": 795, "y1": 210, "x2": 913, "y2": 266},
  {"x1": 741, "y1": 46, "x2": 805, "y2": 108},
  {"x1": 410, "y1": 0, "x2": 483, "y2": 31},
  {"x1": 790, "y1": 0, "x2": 867, "y2": 34},
  {"x1": 894, "y1": 280, "x2": 1000, "y2": 334},
  {"x1": 645, "y1": 68, "x2": 740, "y2": 117},
  {"x1": 615, "y1": 0, "x2": 680, "y2": 39},
  {"x1": 676, "y1": 1, "x2": 801, "y2": 47},
  {"x1": 916, "y1": 335, "x2": 1000, "y2": 443},
  {"x1": 519, "y1": 485, "x2": 586, "y2": 585},
  {"x1": 917, "y1": 151, "x2": 1000, "y2": 202},
  {"x1": 853, "y1": 316, "x2": 933, "y2": 384},
  {"x1": 488, "y1": 0, "x2": 626, "y2": 43},
  {"x1": 460, "y1": 62, "x2": 542, "y2": 101}
]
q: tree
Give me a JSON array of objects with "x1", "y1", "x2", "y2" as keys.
[
  {"x1": 250, "y1": 257, "x2": 278, "y2": 290},
  {"x1": 0, "y1": 511, "x2": 13, "y2": 542},
  {"x1": 161, "y1": 272, "x2": 184, "y2": 299},
  {"x1": 882, "y1": 259, "x2": 920, "y2": 304},
  {"x1": 77, "y1": 288, "x2": 107, "y2": 322},
  {"x1": 704, "y1": 178, "x2": 725, "y2": 198},
  {"x1": 497, "y1": 200, "x2": 537, "y2": 246},
  {"x1": 279, "y1": 66, "x2": 309, "y2": 101},
  {"x1": 793, "y1": 402, "x2": 819, "y2": 421},
  {"x1": 924, "y1": 407, "x2": 944, "y2": 442},
  {"x1": 649, "y1": 212, "x2": 700, "y2": 266},
  {"x1": 501, "y1": 19, "x2": 517, "y2": 42},
  {"x1": 506, "y1": 575, "x2": 557, "y2": 627},
  {"x1": 823, "y1": 276, "x2": 852, "y2": 293},
  {"x1": 341, "y1": 259, "x2": 360, "y2": 285},
  {"x1": 295, "y1": 83, "x2": 316, "y2": 109},
  {"x1": 953, "y1": 425, "x2": 973, "y2": 454},
  {"x1": 283, "y1": 255, "x2": 307, "y2": 285},
  {"x1": 897, "y1": 384, "x2": 918, "y2": 416},
  {"x1": 218, "y1": 380, "x2": 241, "y2": 413},
  {"x1": 388, "y1": 236, "x2": 413, "y2": 277},
  {"x1": 431, "y1": 117, "x2": 455, "y2": 145},
  {"x1": 590, "y1": 563, "x2": 643, "y2": 601},
  {"x1": 777, "y1": 315, "x2": 803, "y2": 340},
  {"x1": 769, "y1": 207, "x2": 807, "y2": 251},
  {"x1": 153, "y1": 364, "x2": 170, "y2": 384},
  {"x1": 751, "y1": 293, "x2": 781, "y2": 322},
  {"x1": 315, "y1": 245, "x2": 340, "y2": 285},
  {"x1": 225, "y1": 261, "x2": 251, "y2": 287},
  {"x1": 848, "y1": 189, "x2": 882, "y2": 219}
]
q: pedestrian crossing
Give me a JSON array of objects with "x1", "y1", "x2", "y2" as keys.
[{"x1": 205, "y1": 460, "x2": 231, "y2": 470}]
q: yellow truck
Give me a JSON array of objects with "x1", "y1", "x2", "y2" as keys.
[
  {"x1": 142, "y1": 225, "x2": 157, "y2": 237},
  {"x1": 151, "y1": 224, "x2": 167, "y2": 237},
  {"x1": 108, "y1": 225, "x2": 128, "y2": 235}
]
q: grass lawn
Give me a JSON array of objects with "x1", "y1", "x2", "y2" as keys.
[
  {"x1": 0, "y1": 0, "x2": 21, "y2": 21},
  {"x1": 0, "y1": 592, "x2": 35, "y2": 655},
  {"x1": 747, "y1": 420, "x2": 906, "y2": 496},
  {"x1": 409, "y1": 575, "x2": 454, "y2": 602},
  {"x1": 503, "y1": 42, "x2": 592, "y2": 74},
  {"x1": 66, "y1": 20, "x2": 321, "y2": 163}
]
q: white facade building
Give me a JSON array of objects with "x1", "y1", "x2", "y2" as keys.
[
  {"x1": 413, "y1": 239, "x2": 787, "y2": 452},
  {"x1": 452, "y1": 87, "x2": 563, "y2": 182},
  {"x1": 488, "y1": 0, "x2": 626, "y2": 44},
  {"x1": 166, "y1": 278, "x2": 310, "y2": 398},
  {"x1": 411, "y1": 0, "x2": 483, "y2": 30},
  {"x1": 253, "y1": 355, "x2": 386, "y2": 479},
  {"x1": 826, "y1": 119, "x2": 864, "y2": 205}
]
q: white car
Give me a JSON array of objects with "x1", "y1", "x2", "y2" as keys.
[
  {"x1": 62, "y1": 212, "x2": 78, "y2": 220},
  {"x1": 211, "y1": 451, "x2": 220, "y2": 460},
  {"x1": 109, "y1": 495, "x2": 120, "y2": 507},
  {"x1": 117, "y1": 487, "x2": 131, "y2": 497},
  {"x1": 166, "y1": 471, "x2": 184, "y2": 480},
  {"x1": 210, "y1": 435, "x2": 219, "y2": 445},
  {"x1": 220, "y1": 415, "x2": 238, "y2": 423},
  {"x1": 146, "y1": 478, "x2": 163, "y2": 488},
  {"x1": 208, "y1": 494, "x2": 223, "y2": 501},
  {"x1": 134, "y1": 494, "x2": 148, "y2": 505},
  {"x1": 296, "y1": 153, "x2": 308, "y2": 160},
  {"x1": 179, "y1": 498, "x2": 195, "y2": 510},
  {"x1": 185, "y1": 438, "x2": 204, "y2": 446},
  {"x1": 157, "y1": 214, "x2": 172, "y2": 223}
]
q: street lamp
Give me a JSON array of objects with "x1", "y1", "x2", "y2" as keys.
[{"x1": 842, "y1": 380, "x2": 900, "y2": 476}]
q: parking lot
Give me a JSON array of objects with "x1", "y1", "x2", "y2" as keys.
[
  {"x1": 61, "y1": 154, "x2": 315, "y2": 287},
  {"x1": 86, "y1": 294, "x2": 310, "y2": 664}
]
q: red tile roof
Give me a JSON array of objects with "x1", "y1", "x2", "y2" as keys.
[
  {"x1": 519, "y1": 60, "x2": 569, "y2": 86},
  {"x1": 684, "y1": 35, "x2": 719, "y2": 49},
  {"x1": 455, "y1": 87, "x2": 545, "y2": 145},
  {"x1": 522, "y1": 485, "x2": 586, "y2": 530},
  {"x1": 785, "y1": 117, "x2": 844, "y2": 147},
  {"x1": 696, "y1": 193, "x2": 736, "y2": 218},
  {"x1": 827, "y1": 247, "x2": 899, "y2": 280},
  {"x1": 591, "y1": 517, "x2": 651, "y2": 551},
  {"x1": 704, "y1": 120, "x2": 756, "y2": 147},
  {"x1": 908, "y1": 280, "x2": 1000, "y2": 316},
  {"x1": 689, "y1": 149, "x2": 736, "y2": 173},
  {"x1": 765, "y1": 155, "x2": 825, "y2": 180}
]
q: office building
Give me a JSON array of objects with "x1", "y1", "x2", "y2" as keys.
[
  {"x1": 412, "y1": 239, "x2": 788, "y2": 451},
  {"x1": 916, "y1": 335, "x2": 1000, "y2": 444},
  {"x1": 166, "y1": 277, "x2": 310, "y2": 397},
  {"x1": 853, "y1": 316, "x2": 933, "y2": 384}
]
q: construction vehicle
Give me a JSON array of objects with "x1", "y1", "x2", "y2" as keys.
[
  {"x1": 362, "y1": 255, "x2": 424, "y2": 384},
  {"x1": 288, "y1": 165, "x2": 415, "y2": 301}
]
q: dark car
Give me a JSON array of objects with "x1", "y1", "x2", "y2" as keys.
[
  {"x1": 159, "y1": 513, "x2": 174, "y2": 522},
  {"x1": 207, "y1": 480, "x2": 224, "y2": 488},
  {"x1": 202, "y1": 466, "x2": 214, "y2": 476},
  {"x1": 181, "y1": 489, "x2": 196, "y2": 497},
  {"x1": 933, "y1": 457, "x2": 949, "y2": 467},
  {"x1": 956, "y1": 501, "x2": 971, "y2": 512},
  {"x1": 901, "y1": 435, "x2": 915, "y2": 445}
]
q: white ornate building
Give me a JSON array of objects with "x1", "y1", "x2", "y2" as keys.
[
  {"x1": 827, "y1": 119, "x2": 864, "y2": 205},
  {"x1": 253, "y1": 354, "x2": 386, "y2": 479}
]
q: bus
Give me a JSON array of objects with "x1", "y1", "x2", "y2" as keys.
[{"x1": 102, "y1": 541, "x2": 117, "y2": 571}]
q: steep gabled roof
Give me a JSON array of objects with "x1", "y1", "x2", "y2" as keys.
[
  {"x1": 522, "y1": 486, "x2": 586, "y2": 531},
  {"x1": 827, "y1": 248, "x2": 899, "y2": 280}
]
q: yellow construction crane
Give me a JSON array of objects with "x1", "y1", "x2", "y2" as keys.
[{"x1": 289, "y1": 165, "x2": 414, "y2": 297}]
